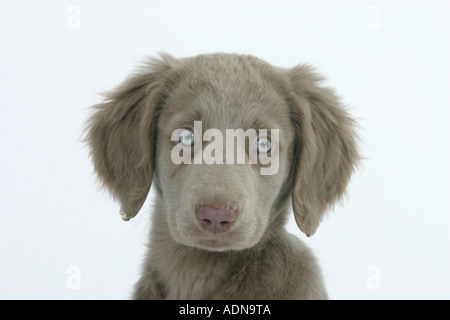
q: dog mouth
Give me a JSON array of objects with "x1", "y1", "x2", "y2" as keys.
[
  {"x1": 168, "y1": 205, "x2": 263, "y2": 251},
  {"x1": 190, "y1": 228, "x2": 241, "y2": 251},
  {"x1": 170, "y1": 219, "x2": 252, "y2": 251},
  {"x1": 187, "y1": 218, "x2": 265, "y2": 252},
  {"x1": 195, "y1": 237, "x2": 234, "y2": 250}
]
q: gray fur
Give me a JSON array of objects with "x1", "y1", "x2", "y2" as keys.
[{"x1": 85, "y1": 53, "x2": 359, "y2": 299}]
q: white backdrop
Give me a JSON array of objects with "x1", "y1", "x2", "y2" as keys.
[{"x1": 0, "y1": 0, "x2": 448, "y2": 299}]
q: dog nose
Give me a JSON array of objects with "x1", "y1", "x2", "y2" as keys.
[{"x1": 196, "y1": 203, "x2": 238, "y2": 233}]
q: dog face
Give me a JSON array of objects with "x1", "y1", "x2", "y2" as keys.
[
  {"x1": 86, "y1": 53, "x2": 358, "y2": 251},
  {"x1": 155, "y1": 55, "x2": 295, "y2": 250}
]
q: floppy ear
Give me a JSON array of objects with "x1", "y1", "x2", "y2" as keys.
[
  {"x1": 287, "y1": 65, "x2": 359, "y2": 236},
  {"x1": 85, "y1": 54, "x2": 175, "y2": 220}
]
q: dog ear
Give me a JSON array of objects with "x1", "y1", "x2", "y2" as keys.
[
  {"x1": 85, "y1": 54, "x2": 175, "y2": 220},
  {"x1": 287, "y1": 65, "x2": 359, "y2": 236}
]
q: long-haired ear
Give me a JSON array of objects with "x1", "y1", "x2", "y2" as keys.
[
  {"x1": 287, "y1": 65, "x2": 359, "y2": 236},
  {"x1": 85, "y1": 53, "x2": 175, "y2": 220}
]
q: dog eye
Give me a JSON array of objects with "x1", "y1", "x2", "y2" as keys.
[
  {"x1": 178, "y1": 129, "x2": 195, "y2": 146},
  {"x1": 256, "y1": 138, "x2": 271, "y2": 154}
]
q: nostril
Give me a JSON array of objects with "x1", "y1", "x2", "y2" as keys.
[
  {"x1": 219, "y1": 220, "x2": 233, "y2": 230},
  {"x1": 201, "y1": 218, "x2": 212, "y2": 226}
]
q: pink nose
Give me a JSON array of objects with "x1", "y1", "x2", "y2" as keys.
[{"x1": 196, "y1": 203, "x2": 238, "y2": 233}]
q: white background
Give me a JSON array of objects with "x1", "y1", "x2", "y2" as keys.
[{"x1": 0, "y1": 0, "x2": 448, "y2": 299}]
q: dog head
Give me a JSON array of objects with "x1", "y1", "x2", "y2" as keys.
[{"x1": 86, "y1": 53, "x2": 359, "y2": 251}]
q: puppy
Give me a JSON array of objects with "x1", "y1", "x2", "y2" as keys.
[{"x1": 86, "y1": 53, "x2": 359, "y2": 299}]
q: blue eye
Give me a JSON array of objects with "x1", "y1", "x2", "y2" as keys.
[
  {"x1": 256, "y1": 138, "x2": 271, "y2": 154},
  {"x1": 178, "y1": 129, "x2": 194, "y2": 146}
]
